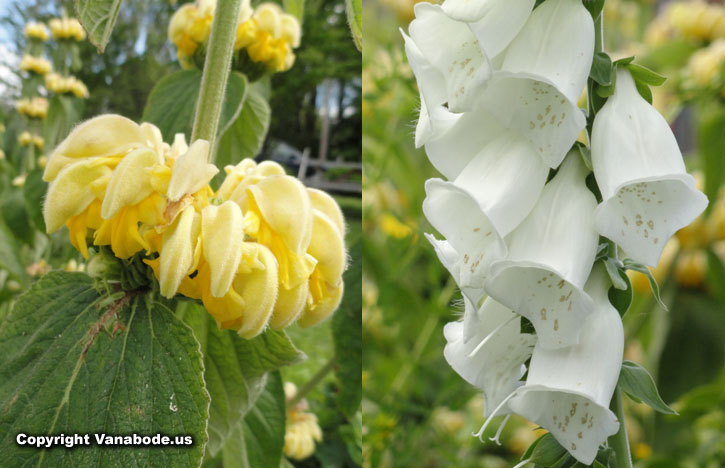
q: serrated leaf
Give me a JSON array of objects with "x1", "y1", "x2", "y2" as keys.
[
  {"x1": 590, "y1": 52, "x2": 613, "y2": 86},
  {"x1": 345, "y1": 0, "x2": 362, "y2": 52},
  {"x1": 221, "y1": 371, "x2": 286, "y2": 468},
  {"x1": 627, "y1": 63, "x2": 667, "y2": 87},
  {"x1": 75, "y1": 0, "x2": 123, "y2": 53},
  {"x1": 332, "y1": 239, "x2": 362, "y2": 418},
  {"x1": 622, "y1": 259, "x2": 667, "y2": 310},
  {"x1": 527, "y1": 433, "x2": 567, "y2": 465},
  {"x1": 143, "y1": 70, "x2": 247, "y2": 142},
  {"x1": 0, "y1": 272, "x2": 209, "y2": 466},
  {"x1": 23, "y1": 168, "x2": 47, "y2": 232},
  {"x1": 215, "y1": 81, "x2": 271, "y2": 169},
  {"x1": 180, "y1": 302, "x2": 303, "y2": 456},
  {"x1": 0, "y1": 219, "x2": 27, "y2": 286},
  {"x1": 618, "y1": 360, "x2": 677, "y2": 414}
]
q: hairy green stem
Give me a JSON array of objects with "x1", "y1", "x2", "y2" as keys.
[
  {"x1": 191, "y1": 0, "x2": 242, "y2": 158},
  {"x1": 609, "y1": 387, "x2": 633, "y2": 468},
  {"x1": 288, "y1": 358, "x2": 336, "y2": 408}
]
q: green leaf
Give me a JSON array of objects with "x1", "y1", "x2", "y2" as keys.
[
  {"x1": 23, "y1": 168, "x2": 47, "y2": 232},
  {"x1": 590, "y1": 52, "x2": 613, "y2": 86},
  {"x1": 705, "y1": 249, "x2": 725, "y2": 303},
  {"x1": 607, "y1": 268, "x2": 633, "y2": 317},
  {"x1": 0, "y1": 272, "x2": 209, "y2": 466},
  {"x1": 520, "y1": 431, "x2": 546, "y2": 461},
  {"x1": 179, "y1": 302, "x2": 303, "y2": 456},
  {"x1": 603, "y1": 257, "x2": 627, "y2": 290},
  {"x1": 527, "y1": 432, "x2": 567, "y2": 465},
  {"x1": 618, "y1": 360, "x2": 677, "y2": 414},
  {"x1": 75, "y1": 0, "x2": 124, "y2": 53},
  {"x1": 576, "y1": 143, "x2": 593, "y2": 171},
  {"x1": 634, "y1": 80, "x2": 653, "y2": 104},
  {"x1": 214, "y1": 81, "x2": 271, "y2": 170},
  {"x1": 0, "y1": 219, "x2": 27, "y2": 286},
  {"x1": 283, "y1": 0, "x2": 306, "y2": 24},
  {"x1": 622, "y1": 259, "x2": 666, "y2": 310},
  {"x1": 345, "y1": 0, "x2": 362, "y2": 52},
  {"x1": 221, "y1": 371, "x2": 287, "y2": 468},
  {"x1": 613, "y1": 56, "x2": 635, "y2": 66},
  {"x1": 143, "y1": 70, "x2": 247, "y2": 142},
  {"x1": 627, "y1": 63, "x2": 667, "y2": 87},
  {"x1": 1, "y1": 191, "x2": 33, "y2": 245},
  {"x1": 699, "y1": 106, "x2": 725, "y2": 212},
  {"x1": 332, "y1": 239, "x2": 362, "y2": 418},
  {"x1": 583, "y1": 0, "x2": 605, "y2": 20},
  {"x1": 520, "y1": 315, "x2": 536, "y2": 334}
]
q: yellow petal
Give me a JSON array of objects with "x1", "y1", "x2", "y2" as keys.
[
  {"x1": 308, "y1": 210, "x2": 347, "y2": 283},
  {"x1": 298, "y1": 282, "x2": 344, "y2": 328},
  {"x1": 44, "y1": 114, "x2": 146, "y2": 182},
  {"x1": 44, "y1": 160, "x2": 112, "y2": 233},
  {"x1": 232, "y1": 243, "x2": 279, "y2": 338},
  {"x1": 307, "y1": 188, "x2": 345, "y2": 237},
  {"x1": 101, "y1": 147, "x2": 160, "y2": 219},
  {"x1": 202, "y1": 201, "x2": 244, "y2": 297},
  {"x1": 270, "y1": 281, "x2": 308, "y2": 330},
  {"x1": 159, "y1": 205, "x2": 201, "y2": 298},
  {"x1": 167, "y1": 139, "x2": 218, "y2": 201}
]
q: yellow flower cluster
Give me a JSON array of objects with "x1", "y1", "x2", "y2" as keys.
[
  {"x1": 19, "y1": 54, "x2": 52, "y2": 76},
  {"x1": 283, "y1": 383, "x2": 323, "y2": 460},
  {"x1": 647, "y1": 1, "x2": 725, "y2": 47},
  {"x1": 43, "y1": 114, "x2": 346, "y2": 337},
  {"x1": 24, "y1": 22, "x2": 49, "y2": 42},
  {"x1": 49, "y1": 17, "x2": 86, "y2": 41},
  {"x1": 17, "y1": 97, "x2": 49, "y2": 119},
  {"x1": 45, "y1": 73, "x2": 90, "y2": 98},
  {"x1": 18, "y1": 131, "x2": 44, "y2": 149},
  {"x1": 168, "y1": 0, "x2": 300, "y2": 74},
  {"x1": 686, "y1": 38, "x2": 725, "y2": 88}
]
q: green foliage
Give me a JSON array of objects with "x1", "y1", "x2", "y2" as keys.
[
  {"x1": 698, "y1": 106, "x2": 725, "y2": 213},
  {"x1": 590, "y1": 52, "x2": 613, "y2": 86},
  {"x1": 332, "y1": 237, "x2": 362, "y2": 418},
  {"x1": 179, "y1": 301, "x2": 303, "y2": 456},
  {"x1": 0, "y1": 272, "x2": 209, "y2": 466},
  {"x1": 283, "y1": 0, "x2": 306, "y2": 24},
  {"x1": 23, "y1": 168, "x2": 47, "y2": 233},
  {"x1": 619, "y1": 360, "x2": 677, "y2": 415},
  {"x1": 143, "y1": 70, "x2": 248, "y2": 142},
  {"x1": 75, "y1": 0, "x2": 124, "y2": 53},
  {"x1": 0, "y1": 218, "x2": 27, "y2": 286},
  {"x1": 345, "y1": 0, "x2": 362, "y2": 52}
]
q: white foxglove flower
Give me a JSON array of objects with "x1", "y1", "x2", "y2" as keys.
[
  {"x1": 423, "y1": 131, "x2": 548, "y2": 295},
  {"x1": 591, "y1": 69, "x2": 708, "y2": 266},
  {"x1": 485, "y1": 153, "x2": 598, "y2": 349},
  {"x1": 507, "y1": 264, "x2": 623, "y2": 465},
  {"x1": 444, "y1": 298, "x2": 536, "y2": 419}
]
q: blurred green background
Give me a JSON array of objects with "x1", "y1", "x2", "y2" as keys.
[{"x1": 362, "y1": 0, "x2": 725, "y2": 467}]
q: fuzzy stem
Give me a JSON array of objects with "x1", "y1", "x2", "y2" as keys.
[
  {"x1": 609, "y1": 387, "x2": 633, "y2": 468},
  {"x1": 190, "y1": 0, "x2": 242, "y2": 158}
]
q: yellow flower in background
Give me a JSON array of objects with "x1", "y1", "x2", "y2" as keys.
[
  {"x1": 63, "y1": 259, "x2": 86, "y2": 272},
  {"x1": 283, "y1": 383, "x2": 323, "y2": 461},
  {"x1": 49, "y1": 17, "x2": 86, "y2": 41},
  {"x1": 674, "y1": 249, "x2": 707, "y2": 288},
  {"x1": 686, "y1": 39, "x2": 725, "y2": 88},
  {"x1": 24, "y1": 22, "x2": 49, "y2": 41},
  {"x1": 0, "y1": 149, "x2": 5, "y2": 159},
  {"x1": 45, "y1": 73, "x2": 90, "y2": 98},
  {"x1": 18, "y1": 131, "x2": 32, "y2": 146},
  {"x1": 19, "y1": 55, "x2": 52, "y2": 75},
  {"x1": 666, "y1": 1, "x2": 725, "y2": 42},
  {"x1": 38, "y1": 155, "x2": 48, "y2": 168},
  {"x1": 17, "y1": 97, "x2": 49, "y2": 119},
  {"x1": 12, "y1": 174, "x2": 26, "y2": 187}
]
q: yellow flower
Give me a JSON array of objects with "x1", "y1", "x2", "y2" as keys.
[
  {"x1": 674, "y1": 249, "x2": 706, "y2": 288},
  {"x1": 19, "y1": 55, "x2": 52, "y2": 76},
  {"x1": 12, "y1": 174, "x2": 27, "y2": 187},
  {"x1": 379, "y1": 212, "x2": 412, "y2": 239},
  {"x1": 18, "y1": 131, "x2": 32, "y2": 146},
  {"x1": 686, "y1": 39, "x2": 725, "y2": 88},
  {"x1": 283, "y1": 383, "x2": 323, "y2": 461},
  {"x1": 24, "y1": 22, "x2": 49, "y2": 41},
  {"x1": 38, "y1": 155, "x2": 48, "y2": 168},
  {"x1": 46, "y1": 73, "x2": 90, "y2": 98},
  {"x1": 49, "y1": 17, "x2": 86, "y2": 41},
  {"x1": 16, "y1": 97, "x2": 49, "y2": 119}
]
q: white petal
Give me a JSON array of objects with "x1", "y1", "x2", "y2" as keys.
[
  {"x1": 444, "y1": 298, "x2": 535, "y2": 417},
  {"x1": 423, "y1": 178, "x2": 507, "y2": 292},
  {"x1": 485, "y1": 153, "x2": 598, "y2": 349},
  {"x1": 425, "y1": 234, "x2": 486, "y2": 306},
  {"x1": 415, "y1": 95, "x2": 462, "y2": 149},
  {"x1": 507, "y1": 265, "x2": 623, "y2": 465},
  {"x1": 402, "y1": 30, "x2": 447, "y2": 119},
  {"x1": 500, "y1": 0, "x2": 594, "y2": 104},
  {"x1": 465, "y1": 0, "x2": 536, "y2": 59},
  {"x1": 407, "y1": 3, "x2": 492, "y2": 112},
  {"x1": 592, "y1": 69, "x2": 708, "y2": 266}
]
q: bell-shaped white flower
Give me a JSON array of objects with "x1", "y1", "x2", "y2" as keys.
[
  {"x1": 423, "y1": 130, "x2": 548, "y2": 295},
  {"x1": 499, "y1": 0, "x2": 594, "y2": 105},
  {"x1": 485, "y1": 153, "x2": 598, "y2": 349},
  {"x1": 402, "y1": 3, "x2": 492, "y2": 116},
  {"x1": 425, "y1": 235, "x2": 486, "y2": 306},
  {"x1": 591, "y1": 69, "x2": 708, "y2": 266},
  {"x1": 444, "y1": 297, "x2": 536, "y2": 418},
  {"x1": 506, "y1": 264, "x2": 623, "y2": 465}
]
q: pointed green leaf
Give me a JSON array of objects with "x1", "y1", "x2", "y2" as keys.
[
  {"x1": 527, "y1": 433, "x2": 567, "y2": 465},
  {"x1": 75, "y1": 0, "x2": 123, "y2": 53},
  {"x1": 179, "y1": 302, "x2": 303, "y2": 456},
  {"x1": 618, "y1": 360, "x2": 677, "y2": 414},
  {"x1": 607, "y1": 267, "x2": 633, "y2": 317},
  {"x1": 0, "y1": 272, "x2": 209, "y2": 466},
  {"x1": 143, "y1": 70, "x2": 247, "y2": 142},
  {"x1": 590, "y1": 52, "x2": 613, "y2": 86},
  {"x1": 622, "y1": 259, "x2": 667, "y2": 310},
  {"x1": 627, "y1": 63, "x2": 667, "y2": 86}
]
